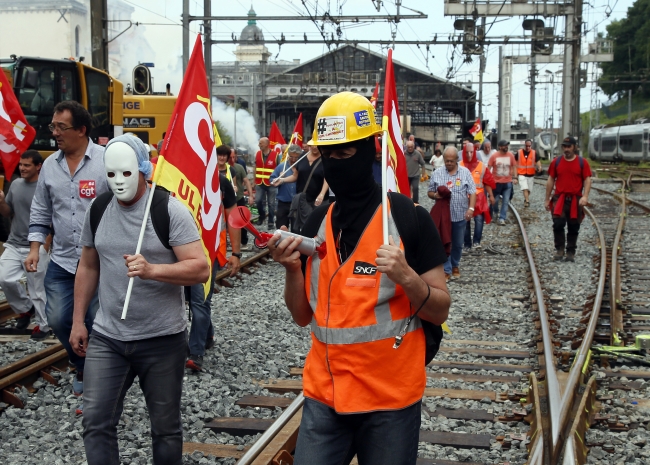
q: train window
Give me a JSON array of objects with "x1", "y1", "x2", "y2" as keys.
[
  {"x1": 618, "y1": 135, "x2": 641, "y2": 152},
  {"x1": 593, "y1": 136, "x2": 600, "y2": 151},
  {"x1": 601, "y1": 137, "x2": 617, "y2": 152}
]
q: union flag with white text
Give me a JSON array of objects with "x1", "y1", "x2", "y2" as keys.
[
  {"x1": 281, "y1": 113, "x2": 303, "y2": 162},
  {"x1": 381, "y1": 49, "x2": 411, "y2": 196},
  {"x1": 0, "y1": 69, "x2": 35, "y2": 179},
  {"x1": 154, "y1": 35, "x2": 221, "y2": 296}
]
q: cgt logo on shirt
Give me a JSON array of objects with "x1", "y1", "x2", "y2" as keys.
[
  {"x1": 79, "y1": 180, "x2": 96, "y2": 199},
  {"x1": 353, "y1": 261, "x2": 378, "y2": 276}
]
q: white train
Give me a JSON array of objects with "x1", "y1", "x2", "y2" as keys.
[{"x1": 588, "y1": 120, "x2": 650, "y2": 162}]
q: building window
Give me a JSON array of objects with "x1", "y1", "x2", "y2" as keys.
[
  {"x1": 354, "y1": 52, "x2": 365, "y2": 70},
  {"x1": 75, "y1": 26, "x2": 80, "y2": 57}
]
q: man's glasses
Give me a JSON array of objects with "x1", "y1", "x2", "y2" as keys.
[{"x1": 48, "y1": 123, "x2": 75, "y2": 133}]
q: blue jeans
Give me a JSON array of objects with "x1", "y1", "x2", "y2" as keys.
[
  {"x1": 187, "y1": 264, "x2": 220, "y2": 356},
  {"x1": 255, "y1": 184, "x2": 277, "y2": 225},
  {"x1": 82, "y1": 331, "x2": 186, "y2": 465},
  {"x1": 492, "y1": 182, "x2": 512, "y2": 221},
  {"x1": 45, "y1": 260, "x2": 99, "y2": 372},
  {"x1": 444, "y1": 220, "x2": 466, "y2": 274},
  {"x1": 464, "y1": 214, "x2": 485, "y2": 248},
  {"x1": 294, "y1": 398, "x2": 421, "y2": 465}
]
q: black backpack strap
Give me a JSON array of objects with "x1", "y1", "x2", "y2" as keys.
[
  {"x1": 150, "y1": 187, "x2": 171, "y2": 249},
  {"x1": 90, "y1": 192, "x2": 115, "y2": 243},
  {"x1": 387, "y1": 192, "x2": 443, "y2": 365}
]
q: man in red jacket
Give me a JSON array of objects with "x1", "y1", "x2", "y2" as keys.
[{"x1": 544, "y1": 136, "x2": 592, "y2": 262}]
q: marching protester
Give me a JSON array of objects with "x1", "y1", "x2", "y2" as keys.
[
  {"x1": 254, "y1": 136, "x2": 280, "y2": 230},
  {"x1": 404, "y1": 140, "x2": 426, "y2": 203},
  {"x1": 428, "y1": 146, "x2": 476, "y2": 280},
  {"x1": 459, "y1": 144, "x2": 496, "y2": 251},
  {"x1": 270, "y1": 144, "x2": 300, "y2": 229},
  {"x1": 0, "y1": 150, "x2": 50, "y2": 339},
  {"x1": 272, "y1": 139, "x2": 329, "y2": 233},
  {"x1": 26, "y1": 101, "x2": 108, "y2": 407},
  {"x1": 488, "y1": 140, "x2": 517, "y2": 225},
  {"x1": 186, "y1": 166, "x2": 240, "y2": 371},
  {"x1": 477, "y1": 140, "x2": 496, "y2": 164},
  {"x1": 515, "y1": 139, "x2": 542, "y2": 207},
  {"x1": 218, "y1": 144, "x2": 253, "y2": 249},
  {"x1": 269, "y1": 92, "x2": 450, "y2": 465},
  {"x1": 545, "y1": 136, "x2": 592, "y2": 262},
  {"x1": 70, "y1": 135, "x2": 209, "y2": 464},
  {"x1": 431, "y1": 148, "x2": 444, "y2": 171}
]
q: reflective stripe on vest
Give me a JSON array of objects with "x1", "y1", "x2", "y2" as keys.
[
  {"x1": 517, "y1": 149, "x2": 536, "y2": 175},
  {"x1": 460, "y1": 161, "x2": 485, "y2": 194},
  {"x1": 304, "y1": 201, "x2": 426, "y2": 413},
  {"x1": 255, "y1": 151, "x2": 278, "y2": 186}
]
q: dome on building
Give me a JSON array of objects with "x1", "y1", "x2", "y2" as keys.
[{"x1": 240, "y1": 7, "x2": 264, "y2": 43}]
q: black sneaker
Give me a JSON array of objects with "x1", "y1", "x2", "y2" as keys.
[
  {"x1": 15, "y1": 308, "x2": 35, "y2": 330},
  {"x1": 30, "y1": 326, "x2": 51, "y2": 340},
  {"x1": 205, "y1": 336, "x2": 215, "y2": 350},
  {"x1": 553, "y1": 250, "x2": 564, "y2": 261},
  {"x1": 186, "y1": 354, "x2": 203, "y2": 371},
  {"x1": 565, "y1": 253, "x2": 575, "y2": 262}
]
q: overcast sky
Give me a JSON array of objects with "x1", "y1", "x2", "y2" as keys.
[{"x1": 118, "y1": 0, "x2": 634, "y2": 130}]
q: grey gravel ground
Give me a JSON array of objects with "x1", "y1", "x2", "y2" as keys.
[{"x1": 1, "y1": 172, "x2": 648, "y2": 464}]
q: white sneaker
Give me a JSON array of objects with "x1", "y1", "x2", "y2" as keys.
[{"x1": 498, "y1": 219, "x2": 506, "y2": 226}]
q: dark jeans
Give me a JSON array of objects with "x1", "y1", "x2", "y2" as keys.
[
  {"x1": 44, "y1": 260, "x2": 99, "y2": 372},
  {"x1": 492, "y1": 182, "x2": 512, "y2": 221},
  {"x1": 553, "y1": 217, "x2": 581, "y2": 254},
  {"x1": 409, "y1": 176, "x2": 420, "y2": 204},
  {"x1": 187, "y1": 264, "x2": 220, "y2": 356},
  {"x1": 236, "y1": 198, "x2": 249, "y2": 245},
  {"x1": 82, "y1": 331, "x2": 187, "y2": 465},
  {"x1": 294, "y1": 398, "x2": 421, "y2": 465},
  {"x1": 255, "y1": 184, "x2": 277, "y2": 226},
  {"x1": 464, "y1": 214, "x2": 485, "y2": 248},
  {"x1": 276, "y1": 199, "x2": 293, "y2": 229},
  {"x1": 444, "y1": 220, "x2": 466, "y2": 274}
]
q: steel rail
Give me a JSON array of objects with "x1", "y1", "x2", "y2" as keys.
[
  {"x1": 559, "y1": 206, "x2": 608, "y2": 464},
  {"x1": 235, "y1": 393, "x2": 304, "y2": 465},
  {"x1": 509, "y1": 204, "x2": 562, "y2": 460}
]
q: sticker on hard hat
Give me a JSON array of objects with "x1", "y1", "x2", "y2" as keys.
[
  {"x1": 317, "y1": 116, "x2": 346, "y2": 141},
  {"x1": 353, "y1": 110, "x2": 371, "y2": 128}
]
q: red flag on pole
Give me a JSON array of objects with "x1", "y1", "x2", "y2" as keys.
[
  {"x1": 153, "y1": 35, "x2": 221, "y2": 296},
  {"x1": 469, "y1": 118, "x2": 484, "y2": 144},
  {"x1": 381, "y1": 49, "x2": 411, "y2": 196},
  {"x1": 370, "y1": 82, "x2": 380, "y2": 109},
  {"x1": 0, "y1": 69, "x2": 36, "y2": 179},
  {"x1": 281, "y1": 113, "x2": 303, "y2": 161},
  {"x1": 268, "y1": 121, "x2": 286, "y2": 159}
]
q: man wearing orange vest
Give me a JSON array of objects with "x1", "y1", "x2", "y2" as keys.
[
  {"x1": 269, "y1": 93, "x2": 450, "y2": 465},
  {"x1": 185, "y1": 171, "x2": 241, "y2": 371},
  {"x1": 459, "y1": 143, "x2": 495, "y2": 251},
  {"x1": 254, "y1": 137, "x2": 280, "y2": 229},
  {"x1": 515, "y1": 139, "x2": 542, "y2": 207}
]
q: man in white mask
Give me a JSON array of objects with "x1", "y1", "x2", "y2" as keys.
[{"x1": 70, "y1": 134, "x2": 210, "y2": 465}]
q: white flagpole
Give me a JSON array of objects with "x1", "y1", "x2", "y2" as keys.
[
  {"x1": 274, "y1": 151, "x2": 308, "y2": 181},
  {"x1": 120, "y1": 182, "x2": 157, "y2": 320},
  {"x1": 381, "y1": 130, "x2": 389, "y2": 245}
]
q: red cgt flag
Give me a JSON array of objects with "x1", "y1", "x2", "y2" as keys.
[
  {"x1": 381, "y1": 49, "x2": 411, "y2": 196},
  {"x1": 370, "y1": 82, "x2": 380, "y2": 109},
  {"x1": 281, "y1": 113, "x2": 303, "y2": 161},
  {"x1": 154, "y1": 35, "x2": 222, "y2": 296},
  {"x1": 268, "y1": 121, "x2": 286, "y2": 159},
  {"x1": 0, "y1": 69, "x2": 36, "y2": 179}
]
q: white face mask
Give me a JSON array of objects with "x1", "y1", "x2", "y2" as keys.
[{"x1": 104, "y1": 142, "x2": 140, "y2": 202}]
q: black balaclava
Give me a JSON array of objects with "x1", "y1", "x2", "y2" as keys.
[{"x1": 320, "y1": 136, "x2": 382, "y2": 262}]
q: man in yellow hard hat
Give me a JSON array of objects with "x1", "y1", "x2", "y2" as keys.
[{"x1": 269, "y1": 92, "x2": 450, "y2": 465}]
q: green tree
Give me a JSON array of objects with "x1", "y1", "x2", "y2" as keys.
[
  {"x1": 214, "y1": 120, "x2": 232, "y2": 146},
  {"x1": 599, "y1": 0, "x2": 650, "y2": 99}
]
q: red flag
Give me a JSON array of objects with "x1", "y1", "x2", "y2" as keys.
[
  {"x1": 469, "y1": 118, "x2": 484, "y2": 143},
  {"x1": 370, "y1": 82, "x2": 380, "y2": 109},
  {"x1": 268, "y1": 121, "x2": 286, "y2": 158},
  {"x1": 381, "y1": 49, "x2": 410, "y2": 196},
  {"x1": 0, "y1": 69, "x2": 36, "y2": 179},
  {"x1": 281, "y1": 113, "x2": 303, "y2": 161},
  {"x1": 154, "y1": 35, "x2": 221, "y2": 296}
]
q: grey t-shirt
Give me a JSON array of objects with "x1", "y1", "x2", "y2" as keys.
[
  {"x1": 404, "y1": 149, "x2": 426, "y2": 178},
  {"x1": 5, "y1": 178, "x2": 38, "y2": 248},
  {"x1": 80, "y1": 193, "x2": 200, "y2": 341}
]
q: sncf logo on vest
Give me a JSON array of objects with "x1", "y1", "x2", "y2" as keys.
[{"x1": 353, "y1": 261, "x2": 377, "y2": 276}]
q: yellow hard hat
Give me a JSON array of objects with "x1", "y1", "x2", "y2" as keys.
[{"x1": 309, "y1": 92, "x2": 382, "y2": 146}]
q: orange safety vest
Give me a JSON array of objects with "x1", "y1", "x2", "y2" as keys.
[
  {"x1": 215, "y1": 206, "x2": 228, "y2": 267},
  {"x1": 517, "y1": 149, "x2": 536, "y2": 176},
  {"x1": 459, "y1": 160, "x2": 486, "y2": 195},
  {"x1": 304, "y1": 202, "x2": 426, "y2": 413},
  {"x1": 255, "y1": 150, "x2": 278, "y2": 186}
]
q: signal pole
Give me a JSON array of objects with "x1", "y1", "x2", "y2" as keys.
[
  {"x1": 529, "y1": 54, "x2": 536, "y2": 142},
  {"x1": 204, "y1": 0, "x2": 212, "y2": 97},
  {"x1": 90, "y1": 0, "x2": 108, "y2": 70},
  {"x1": 182, "y1": 0, "x2": 190, "y2": 75}
]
